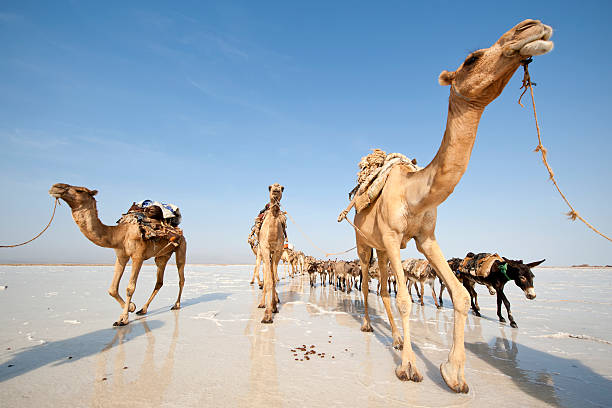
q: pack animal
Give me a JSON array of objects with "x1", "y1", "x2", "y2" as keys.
[{"x1": 459, "y1": 257, "x2": 544, "y2": 328}]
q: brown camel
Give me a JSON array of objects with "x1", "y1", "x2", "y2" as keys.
[
  {"x1": 257, "y1": 183, "x2": 286, "y2": 323},
  {"x1": 344, "y1": 20, "x2": 553, "y2": 392},
  {"x1": 49, "y1": 183, "x2": 186, "y2": 326}
]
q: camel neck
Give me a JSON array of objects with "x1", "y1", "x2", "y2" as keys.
[
  {"x1": 71, "y1": 203, "x2": 117, "y2": 248},
  {"x1": 268, "y1": 202, "x2": 281, "y2": 216},
  {"x1": 416, "y1": 92, "x2": 485, "y2": 210}
]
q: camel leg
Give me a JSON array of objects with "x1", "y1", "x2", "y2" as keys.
[
  {"x1": 114, "y1": 257, "x2": 144, "y2": 326},
  {"x1": 438, "y1": 278, "x2": 445, "y2": 307},
  {"x1": 416, "y1": 235, "x2": 469, "y2": 393},
  {"x1": 251, "y1": 250, "x2": 262, "y2": 287},
  {"x1": 137, "y1": 255, "x2": 170, "y2": 315},
  {"x1": 377, "y1": 252, "x2": 403, "y2": 349},
  {"x1": 430, "y1": 280, "x2": 441, "y2": 309},
  {"x1": 272, "y1": 253, "x2": 281, "y2": 311},
  {"x1": 171, "y1": 240, "x2": 186, "y2": 310},
  {"x1": 108, "y1": 255, "x2": 134, "y2": 312},
  {"x1": 381, "y1": 239, "x2": 422, "y2": 383},
  {"x1": 419, "y1": 282, "x2": 425, "y2": 306},
  {"x1": 261, "y1": 249, "x2": 275, "y2": 323},
  {"x1": 407, "y1": 281, "x2": 415, "y2": 303},
  {"x1": 357, "y1": 244, "x2": 373, "y2": 332}
]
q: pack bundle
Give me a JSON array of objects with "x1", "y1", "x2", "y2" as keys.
[
  {"x1": 348, "y1": 149, "x2": 421, "y2": 213},
  {"x1": 117, "y1": 200, "x2": 183, "y2": 243}
]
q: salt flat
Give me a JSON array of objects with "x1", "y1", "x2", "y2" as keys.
[{"x1": 0, "y1": 265, "x2": 610, "y2": 407}]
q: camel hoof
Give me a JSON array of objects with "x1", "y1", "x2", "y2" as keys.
[
  {"x1": 258, "y1": 284, "x2": 263, "y2": 290},
  {"x1": 261, "y1": 312, "x2": 273, "y2": 324},
  {"x1": 136, "y1": 309, "x2": 147, "y2": 315},
  {"x1": 392, "y1": 335, "x2": 404, "y2": 350},
  {"x1": 361, "y1": 321, "x2": 373, "y2": 332},
  {"x1": 499, "y1": 317, "x2": 506, "y2": 323},
  {"x1": 171, "y1": 304, "x2": 181, "y2": 310},
  {"x1": 128, "y1": 302, "x2": 136, "y2": 313},
  {"x1": 474, "y1": 310, "x2": 481, "y2": 317},
  {"x1": 113, "y1": 318, "x2": 128, "y2": 327},
  {"x1": 257, "y1": 303, "x2": 265, "y2": 309},
  {"x1": 510, "y1": 321, "x2": 518, "y2": 328},
  {"x1": 436, "y1": 305, "x2": 442, "y2": 310},
  {"x1": 249, "y1": 280, "x2": 254, "y2": 285},
  {"x1": 440, "y1": 362, "x2": 469, "y2": 393},
  {"x1": 396, "y1": 364, "x2": 423, "y2": 382}
]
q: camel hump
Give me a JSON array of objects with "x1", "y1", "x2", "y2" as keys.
[{"x1": 349, "y1": 149, "x2": 421, "y2": 213}]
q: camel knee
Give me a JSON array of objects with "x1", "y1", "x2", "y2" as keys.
[
  {"x1": 453, "y1": 287, "x2": 470, "y2": 316},
  {"x1": 126, "y1": 284, "x2": 136, "y2": 297},
  {"x1": 108, "y1": 288, "x2": 118, "y2": 298},
  {"x1": 396, "y1": 296, "x2": 412, "y2": 315},
  {"x1": 154, "y1": 281, "x2": 163, "y2": 291}
]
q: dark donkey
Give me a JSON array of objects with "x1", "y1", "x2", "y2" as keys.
[{"x1": 459, "y1": 257, "x2": 545, "y2": 328}]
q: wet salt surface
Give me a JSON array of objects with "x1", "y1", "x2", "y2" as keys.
[{"x1": 0, "y1": 265, "x2": 611, "y2": 407}]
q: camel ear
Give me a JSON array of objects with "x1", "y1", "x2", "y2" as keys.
[
  {"x1": 89, "y1": 190, "x2": 98, "y2": 197},
  {"x1": 526, "y1": 259, "x2": 545, "y2": 268},
  {"x1": 438, "y1": 70, "x2": 456, "y2": 86},
  {"x1": 268, "y1": 185, "x2": 272, "y2": 191},
  {"x1": 281, "y1": 186, "x2": 284, "y2": 192}
]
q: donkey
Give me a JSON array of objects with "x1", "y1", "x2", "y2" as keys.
[{"x1": 459, "y1": 257, "x2": 545, "y2": 328}]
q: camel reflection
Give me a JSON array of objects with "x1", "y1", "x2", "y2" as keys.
[
  {"x1": 243, "y1": 300, "x2": 280, "y2": 406},
  {"x1": 92, "y1": 312, "x2": 179, "y2": 407}
]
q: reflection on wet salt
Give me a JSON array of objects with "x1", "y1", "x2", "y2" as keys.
[
  {"x1": 93, "y1": 315, "x2": 179, "y2": 408},
  {"x1": 1, "y1": 265, "x2": 612, "y2": 407}
]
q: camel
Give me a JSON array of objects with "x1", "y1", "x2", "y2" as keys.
[
  {"x1": 257, "y1": 183, "x2": 286, "y2": 323},
  {"x1": 402, "y1": 259, "x2": 441, "y2": 308},
  {"x1": 248, "y1": 236, "x2": 263, "y2": 288},
  {"x1": 342, "y1": 20, "x2": 553, "y2": 392},
  {"x1": 48, "y1": 183, "x2": 186, "y2": 326}
]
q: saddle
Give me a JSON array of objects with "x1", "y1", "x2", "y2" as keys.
[{"x1": 118, "y1": 201, "x2": 183, "y2": 244}]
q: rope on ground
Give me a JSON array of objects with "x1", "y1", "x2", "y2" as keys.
[
  {"x1": 0, "y1": 199, "x2": 59, "y2": 248},
  {"x1": 519, "y1": 59, "x2": 611, "y2": 243},
  {"x1": 282, "y1": 209, "x2": 356, "y2": 258}
]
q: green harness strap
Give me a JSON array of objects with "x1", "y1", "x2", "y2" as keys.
[{"x1": 499, "y1": 263, "x2": 511, "y2": 282}]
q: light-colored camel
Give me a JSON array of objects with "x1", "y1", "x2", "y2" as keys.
[
  {"x1": 257, "y1": 183, "x2": 286, "y2": 323},
  {"x1": 345, "y1": 20, "x2": 553, "y2": 392},
  {"x1": 280, "y1": 247, "x2": 296, "y2": 278},
  {"x1": 249, "y1": 237, "x2": 263, "y2": 288},
  {"x1": 49, "y1": 183, "x2": 186, "y2": 326},
  {"x1": 296, "y1": 251, "x2": 306, "y2": 275},
  {"x1": 402, "y1": 259, "x2": 440, "y2": 308}
]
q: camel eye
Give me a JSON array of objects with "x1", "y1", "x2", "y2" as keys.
[{"x1": 464, "y1": 55, "x2": 479, "y2": 66}]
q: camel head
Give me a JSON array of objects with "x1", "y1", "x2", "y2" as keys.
[
  {"x1": 268, "y1": 183, "x2": 284, "y2": 203},
  {"x1": 500, "y1": 258, "x2": 545, "y2": 299},
  {"x1": 439, "y1": 19, "x2": 554, "y2": 106},
  {"x1": 49, "y1": 183, "x2": 98, "y2": 210}
]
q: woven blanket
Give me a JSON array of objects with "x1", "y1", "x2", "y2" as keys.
[{"x1": 350, "y1": 149, "x2": 421, "y2": 213}]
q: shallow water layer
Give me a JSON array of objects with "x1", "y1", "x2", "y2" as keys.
[{"x1": 0, "y1": 265, "x2": 610, "y2": 407}]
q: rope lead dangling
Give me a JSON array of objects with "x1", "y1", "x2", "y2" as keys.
[{"x1": 518, "y1": 60, "x2": 612, "y2": 243}]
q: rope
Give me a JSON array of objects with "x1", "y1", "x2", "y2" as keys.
[
  {"x1": 1, "y1": 199, "x2": 59, "y2": 248},
  {"x1": 519, "y1": 59, "x2": 611, "y2": 243},
  {"x1": 280, "y1": 206, "x2": 356, "y2": 258}
]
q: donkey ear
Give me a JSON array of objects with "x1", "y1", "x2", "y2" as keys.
[
  {"x1": 438, "y1": 70, "x2": 456, "y2": 86},
  {"x1": 526, "y1": 259, "x2": 545, "y2": 268},
  {"x1": 89, "y1": 190, "x2": 98, "y2": 197}
]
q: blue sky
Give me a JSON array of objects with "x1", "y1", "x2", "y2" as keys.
[{"x1": 1, "y1": 1, "x2": 610, "y2": 265}]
